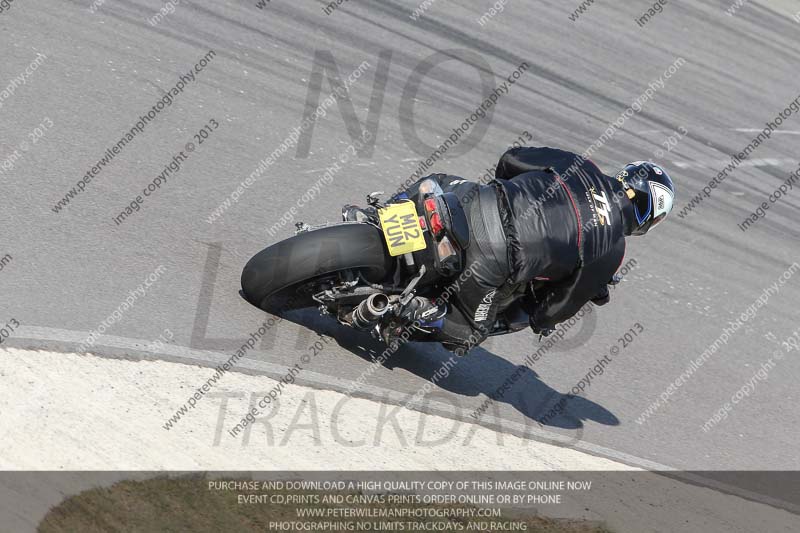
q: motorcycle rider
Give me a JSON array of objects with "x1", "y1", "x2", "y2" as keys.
[{"x1": 348, "y1": 146, "x2": 676, "y2": 355}]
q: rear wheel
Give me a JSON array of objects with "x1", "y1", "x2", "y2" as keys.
[{"x1": 241, "y1": 223, "x2": 393, "y2": 311}]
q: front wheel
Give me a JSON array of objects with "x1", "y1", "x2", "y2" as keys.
[{"x1": 241, "y1": 223, "x2": 394, "y2": 311}]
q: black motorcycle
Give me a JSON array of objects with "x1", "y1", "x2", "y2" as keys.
[{"x1": 241, "y1": 178, "x2": 529, "y2": 343}]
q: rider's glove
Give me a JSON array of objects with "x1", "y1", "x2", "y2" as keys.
[
  {"x1": 591, "y1": 285, "x2": 610, "y2": 306},
  {"x1": 592, "y1": 274, "x2": 622, "y2": 306}
]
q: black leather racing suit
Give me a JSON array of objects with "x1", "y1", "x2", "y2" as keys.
[{"x1": 405, "y1": 146, "x2": 636, "y2": 354}]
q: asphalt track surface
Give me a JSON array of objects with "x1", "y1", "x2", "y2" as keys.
[{"x1": 2, "y1": 0, "x2": 800, "y2": 500}]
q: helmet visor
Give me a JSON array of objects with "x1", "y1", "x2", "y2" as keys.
[{"x1": 649, "y1": 212, "x2": 667, "y2": 231}]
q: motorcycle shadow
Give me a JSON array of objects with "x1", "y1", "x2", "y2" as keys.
[{"x1": 285, "y1": 309, "x2": 619, "y2": 431}]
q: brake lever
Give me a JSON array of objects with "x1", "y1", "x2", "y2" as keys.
[{"x1": 398, "y1": 264, "x2": 426, "y2": 307}]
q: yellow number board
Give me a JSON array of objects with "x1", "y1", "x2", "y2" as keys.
[{"x1": 378, "y1": 201, "x2": 427, "y2": 256}]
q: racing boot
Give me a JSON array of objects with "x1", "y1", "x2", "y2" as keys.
[
  {"x1": 380, "y1": 296, "x2": 446, "y2": 346},
  {"x1": 400, "y1": 296, "x2": 446, "y2": 324}
]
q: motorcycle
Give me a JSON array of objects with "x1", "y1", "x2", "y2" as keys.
[{"x1": 241, "y1": 178, "x2": 530, "y2": 345}]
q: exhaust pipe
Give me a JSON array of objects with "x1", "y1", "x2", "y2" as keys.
[{"x1": 350, "y1": 293, "x2": 390, "y2": 330}]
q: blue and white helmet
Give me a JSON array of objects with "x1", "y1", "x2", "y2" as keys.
[{"x1": 615, "y1": 161, "x2": 675, "y2": 235}]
